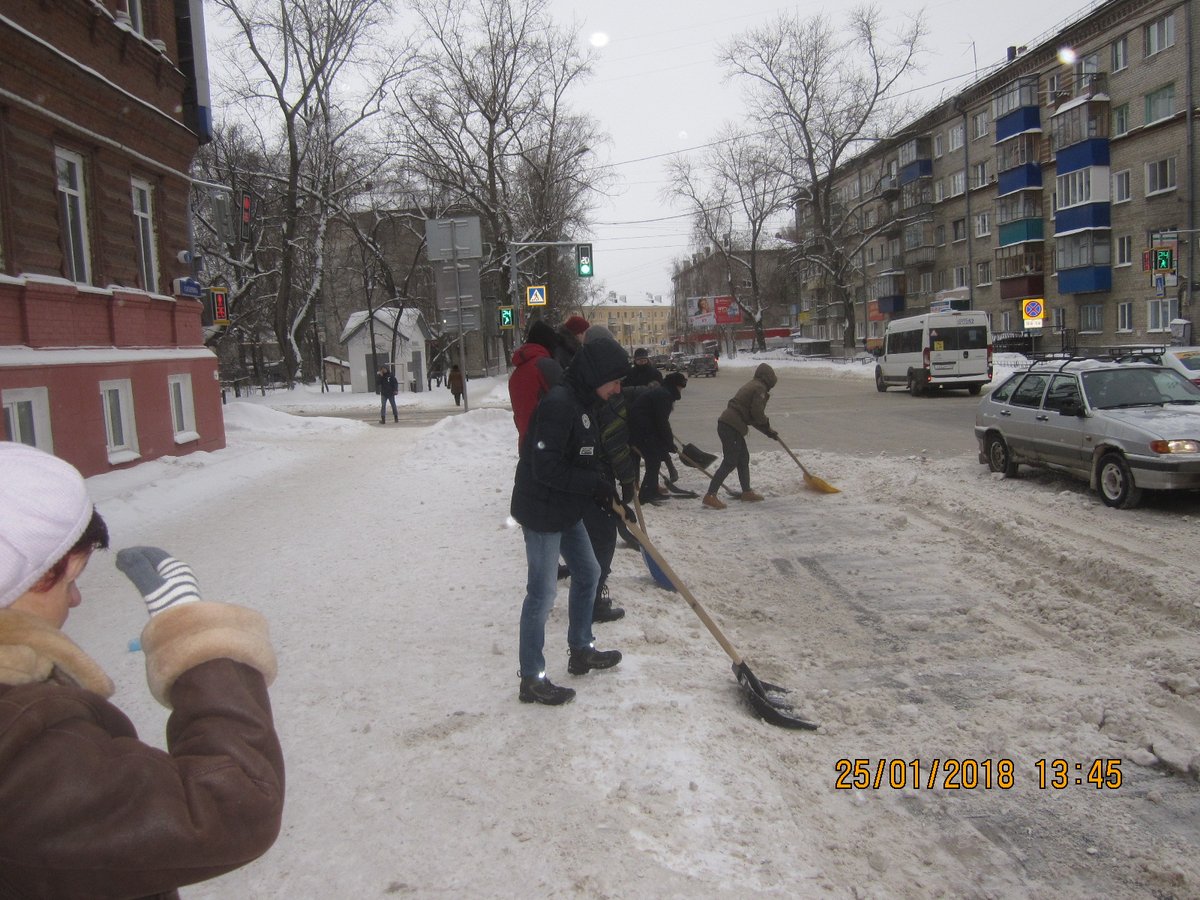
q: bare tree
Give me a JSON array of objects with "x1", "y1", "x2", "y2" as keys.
[
  {"x1": 665, "y1": 127, "x2": 793, "y2": 350},
  {"x1": 393, "y1": 0, "x2": 604, "y2": 321},
  {"x1": 208, "y1": 0, "x2": 405, "y2": 382},
  {"x1": 721, "y1": 4, "x2": 926, "y2": 351}
]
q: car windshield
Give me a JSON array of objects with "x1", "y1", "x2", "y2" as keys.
[{"x1": 1081, "y1": 368, "x2": 1200, "y2": 409}]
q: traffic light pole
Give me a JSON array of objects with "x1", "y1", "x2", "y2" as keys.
[{"x1": 508, "y1": 240, "x2": 588, "y2": 340}]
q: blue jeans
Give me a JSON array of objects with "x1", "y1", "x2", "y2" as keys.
[
  {"x1": 380, "y1": 394, "x2": 397, "y2": 421},
  {"x1": 519, "y1": 520, "x2": 599, "y2": 677}
]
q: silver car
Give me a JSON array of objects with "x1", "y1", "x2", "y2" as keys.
[{"x1": 974, "y1": 359, "x2": 1200, "y2": 508}]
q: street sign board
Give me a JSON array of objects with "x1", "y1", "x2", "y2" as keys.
[
  {"x1": 1022, "y1": 298, "x2": 1045, "y2": 330},
  {"x1": 441, "y1": 307, "x2": 480, "y2": 333},
  {"x1": 434, "y1": 259, "x2": 482, "y2": 312},
  {"x1": 424, "y1": 217, "x2": 483, "y2": 261},
  {"x1": 526, "y1": 285, "x2": 547, "y2": 306}
]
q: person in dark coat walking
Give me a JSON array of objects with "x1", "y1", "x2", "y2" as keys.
[
  {"x1": 703, "y1": 363, "x2": 778, "y2": 509},
  {"x1": 377, "y1": 365, "x2": 399, "y2": 423},
  {"x1": 623, "y1": 347, "x2": 663, "y2": 388},
  {"x1": 629, "y1": 371, "x2": 687, "y2": 504},
  {"x1": 510, "y1": 339, "x2": 630, "y2": 705},
  {"x1": 0, "y1": 442, "x2": 284, "y2": 898},
  {"x1": 508, "y1": 319, "x2": 562, "y2": 449},
  {"x1": 447, "y1": 364, "x2": 465, "y2": 406}
]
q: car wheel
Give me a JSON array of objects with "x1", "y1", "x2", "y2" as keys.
[
  {"x1": 985, "y1": 433, "x2": 1018, "y2": 477},
  {"x1": 875, "y1": 367, "x2": 887, "y2": 392},
  {"x1": 1097, "y1": 452, "x2": 1143, "y2": 509},
  {"x1": 907, "y1": 371, "x2": 923, "y2": 397},
  {"x1": 968, "y1": 384, "x2": 982, "y2": 396}
]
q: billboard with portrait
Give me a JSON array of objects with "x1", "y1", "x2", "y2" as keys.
[{"x1": 688, "y1": 295, "x2": 743, "y2": 327}]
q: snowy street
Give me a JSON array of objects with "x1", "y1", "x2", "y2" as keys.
[{"x1": 72, "y1": 358, "x2": 1200, "y2": 898}]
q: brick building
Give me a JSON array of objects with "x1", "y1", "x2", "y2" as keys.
[
  {"x1": 793, "y1": 0, "x2": 1196, "y2": 354},
  {"x1": 0, "y1": 0, "x2": 223, "y2": 476}
]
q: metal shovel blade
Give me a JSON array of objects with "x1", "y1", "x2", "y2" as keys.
[
  {"x1": 679, "y1": 442, "x2": 718, "y2": 469},
  {"x1": 734, "y1": 662, "x2": 819, "y2": 730}
]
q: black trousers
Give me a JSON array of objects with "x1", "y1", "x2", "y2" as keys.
[
  {"x1": 638, "y1": 446, "x2": 669, "y2": 501},
  {"x1": 708, "y1": 420, "x2": 750, "y2": 494},
  {"x1": 580, "y1": 501, "x2": 617, "y2": 589}
]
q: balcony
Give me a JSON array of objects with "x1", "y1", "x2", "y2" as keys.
[
  {"x1": 904, "y1": 246, "x2": 936, "y2": 268},
  {"x1": 877, "y1": 174, "x2": 899, "y2": 198}
]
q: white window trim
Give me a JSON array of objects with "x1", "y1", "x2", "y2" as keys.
[
  {"x1": 168, "y1": 373, "x2": 199, "y2": 444},
  {"x1": 1112, "y1": 170, "x2": 1131, "y2": 204},
  {"x1": 1115, "y1": 235, "x2": 1133, "y2": 268},
  {"x1": 55, "y1": 147, "x2": 91, "y2": 285},
  {"x1": 2, "y1": 387, "x2": 53, "y2": 452},
  {"x1": 131, "y1": 176, "x2": 159, "y2": 293},
  {"x1": 975, "y1": 212, "x2": 991, "y2": 238},
  {"x1": 1145, "y1": 158, "x2": 1177, "y2": 197},
  {"x1": 99, "y1": 379, "x2": 140, "y2": 464},
  {"x1": 1117, "y1": 301, "x2": 1134, "y2": 333}
]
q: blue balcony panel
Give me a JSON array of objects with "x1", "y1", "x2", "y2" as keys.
[
  {"x1": 1056, "y1": 139, "x2": 1110, "y2": 174},
  {"x1": 995, "y1": 107, "x2": 1042, "y2": 142},
  {"x1": 1054, "y1": 203, "x2": 1111, "y2": 235},
  {"x1": 1058, "y1": 266, "x2": 1112, "y2": 294},
  {"x1": 998, "y1": 219, "x2": 1044, "y2": 246},
  {"x1": 998, "y1": 164, "x2": 1042, "y2": 196},
  {"x1": 899, "y1": 159, "x2": 933, "y2": 185},
  {"x1": 877, "y1": 296, "x2": 906, "y2": 314}
]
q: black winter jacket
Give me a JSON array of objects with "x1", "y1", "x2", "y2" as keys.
[
  {"x1": 511, "y1": 339, "x2": 630, "y2": 532},
  {"x1": 629, "y1": 380, "x2": 681, "y2": 457}
]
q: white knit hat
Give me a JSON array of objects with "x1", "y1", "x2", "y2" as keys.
[{"x1": 0, "y1": 442, "x2": 94, "y2": 607}]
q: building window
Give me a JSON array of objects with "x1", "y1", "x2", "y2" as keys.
[
  {"x1": 1111, "y1": 34, "x2": 1128, "y2": 71},
  {"x1": 1146, "y1": 157, "x2": 1176, "y2": 196},
  {"x1": 953, "y1": 266, "x2": 968, "y2": 288},
  {"x1": 977, "y1": 260, "x2": 992, "y2": 285},
  {"x1": 1056, "y1": 168, "x2": 1096, "y2": 208},
  {"x1": 55, "y1": 148, "x2": 91, "y2": 284},
  {"x1": 1116, "y1": 235, "x2": 1132, "y2": 267},
  {"x1": 168, "y1": 374, "x2": 199, "y2": 443},
  {"x1": 971, "y1": 110, "x2": 989, "y2": 140},
  {"x1": 131, "y1": 177, "x2": 159, "y2": 293},
  {"x1": 948, "y1": 124, "x2": 964, "y2": 152},
  {"x1": 126, "y1": 0, "x2": 144, "y2": 33},
  {"x1": 1056, "y1": 232, "x2": 1112, "y2": 269},
  {"x1": 934, "y1": 133, "x2": 944, "y2": 158},
  {"x1": 1112, "y1": 170, "x2": 1131, "y2": 203},
  {"x1": 2, "y1": 387, "x2": 53, "y2": 451},
  {"x1": 1148, "y1": 296, "x2": 1178, "y2": 331},
  {"x1": 934, "y1": 179, "x2": 945, "y2": 202},
  {"x1": 1144, "y1": 13, "x2": 1175, "y2": 57},
  {"x1": 1118, "y1": 301, "x2": 1133, "y2": 332},
  {"x1": 952, "y1": 218, "x2": 966, "y2": 241},
  {"x1": 1051, "y1": 307, "x2": 1066, "y2": 329},
  {"x1": 949, "y1": 170, "x2": 965, "y2": 197},
  {"x1": 935, "y1": 224, "x2": 945, "y2": 246},
  {"x1": 1046, "y1": 73, "x2": 1059, "y2": 104},
  {"x1": 1080, "y1": 304, "x2": 1103, "y2": 332},
  {"x1": 920, "y1": 272, "x2": 933, "y2": 293},
  {"x1": 99, "y1": 379, "x2": 139, "y2": 463},
  {"x1": 1112, "y1": 103, "x2": 1129, "y2": 137},
  {"x1": 1145, "y1": 83, "x2": 1175, "y2": 124},
  {"x1": 971, "y1": 161, "x2": 989, "y2": 189},
  {"x1": 975, "y1": 212, "x2": 990, "y2": 237}
]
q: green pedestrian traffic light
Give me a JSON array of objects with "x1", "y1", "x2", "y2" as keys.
[
  {"x1": 575, "y1": 243, "x2": 593, "y2": 278},
  {"x1": 498, "y1": 306, "x2": 515, "y2": 329}
]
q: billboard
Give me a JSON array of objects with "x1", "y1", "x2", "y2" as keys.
[{"x1": 687, "y1": 295, "x2": 743, "y2": 327}]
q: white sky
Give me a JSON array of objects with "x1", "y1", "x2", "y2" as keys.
[
  {"x1": 68, "y1": 352, "x2": 1200, "y2": 895},
  {"x1": 556, "y1": 0, "x2": 1100, "y2": 302}
]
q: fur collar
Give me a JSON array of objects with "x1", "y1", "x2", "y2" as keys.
[{"x1": 0, "y1": 608, "x2": 115, "y2": 698}]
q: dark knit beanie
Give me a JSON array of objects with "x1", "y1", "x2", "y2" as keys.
[
  {"x1": 562, "y1": 315, "x2": 590, "y2": 337},
  {"x1": 526, "y1": 319, "x2": 558, "y2": 353}
]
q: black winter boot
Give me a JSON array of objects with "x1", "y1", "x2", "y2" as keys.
[
  {"x1": 519, "y1": 674, "x2": 575, "y2": 705},
  {"x1": 568, "y1": 644, "x2": 622, "y2": 675},
  {"x1": 591, "y1": 582, "x2": 625, "y2": 623}
]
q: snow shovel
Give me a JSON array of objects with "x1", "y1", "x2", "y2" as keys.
[
  {"x1": 632, "y1": 495, "x2": 676, "y2": 591},
  {"x1": 677, "y1": 440, "x2": 717, "y2": 469},
  {"x1": 775, "y1": 437, "x2": 840, "y2": 494},
  {"x1": 614, "y1": 503, "x2": 818, "y2": 730}
]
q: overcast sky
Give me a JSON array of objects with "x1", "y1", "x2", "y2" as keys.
[{"x1": 558, "y1": 0, "x2": 1098, "y2": 304}]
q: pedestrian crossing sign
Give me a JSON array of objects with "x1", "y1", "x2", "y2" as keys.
[{"x1": 526, "y1": 285, "x2": 547, "y2": 306}]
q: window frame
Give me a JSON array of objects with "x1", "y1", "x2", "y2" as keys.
[
  {"x1": 975, "y1": 211, "x2": 991, "y2": 237},
  {"x1": 1112, "y1": 103, "x2": 1130, "y2": 137},
  {"x1": 1117, "y1": 300, "x2": 1134, "y2": 332},
  {"x1": 1116, "y1": 235, "x2": 1133, "y2": 267},
  {"x1": 1146, "y1": 157, "x2": 1177, "y2": 196},
  {"x1": 1112, "y1": 169, "x2": 1131, "y2": 204},
  {"x1": 1111, "y1": 35, "x2": 1129, "y2": 72},
  {"x1": 1148, "y1": 296, "x2": 1178, "y2": 332},
  {"x1": 2, "y1": 387, "x2": 53, "y2": 452},
  {"x1": 1080, "y1": 304, "x2": 1104, "y2": 333},
  {"x1": 55, "y1": 147, "x2": 91, "y2": 284},
  {"x1": 1144, "y1": 83, "x2": 1175, "y2": 125},
  {"x1": 1144, "y1": 12, "x2": 1175, "y2": 57},
  {"x1": 99, "y1": 379, "x2": 140, "y2": 464},
  {"x1": 976, "y1": 260, "x2": 992, "y2": 286},
  {"x1": 131, "y1": 176, "x2": 159, "y2": 293},
  {"x1": 168, "y1": 374, "x2": 199, "y2": 444}
]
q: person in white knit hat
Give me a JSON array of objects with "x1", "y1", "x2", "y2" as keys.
[{"x1": 0, "y1": 442, "x2": 285, "y2": 898}]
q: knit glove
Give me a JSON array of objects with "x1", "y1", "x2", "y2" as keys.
[{"x1": 116, "y1": 547, "x2": 202, "y2": 617}]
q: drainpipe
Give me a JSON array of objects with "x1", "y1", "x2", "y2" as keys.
[
  {"x1": 960, "y1": 100, "x2": 974, "y2": 309},
  {"x1": 1187, "y1": 0, "x2": 1195, "y2": 321}
]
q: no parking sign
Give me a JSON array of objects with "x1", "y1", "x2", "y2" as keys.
[{"x1": 1023, "y1": 298, "x2": 1045, "y2": 330}]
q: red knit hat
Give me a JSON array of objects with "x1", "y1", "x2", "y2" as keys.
[{"x1": 562, "y1": 315, "x2": 590, "y2": 336}]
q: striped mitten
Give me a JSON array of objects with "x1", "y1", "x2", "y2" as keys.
[{"x1": 116, "y1": 547, "x2": 201, "y2": 616}]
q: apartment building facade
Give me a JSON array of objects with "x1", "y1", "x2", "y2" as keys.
[
  {"x1": 795, "y1": 0, "x2": 1195, "y2": 354},
  {"x1": 0, "y1": 0, "x2": 223, "y2": 477}
]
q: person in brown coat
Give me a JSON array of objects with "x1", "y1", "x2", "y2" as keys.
[
  {"x1": 0, "y1": 441, "x2": 284, "y2": 898},
  {"x1": 703, "y1": 363, "x2": 778, "y2": 509},
  {"x1": 448, "y1": 364, "x2": 466, "y2": 406}
]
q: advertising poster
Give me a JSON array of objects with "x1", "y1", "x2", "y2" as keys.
[{"x1": 688, "y1": 295, "x2": 743, "y2": 327}]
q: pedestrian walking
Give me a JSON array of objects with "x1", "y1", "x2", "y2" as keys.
[
  {"x1": 703, "y1": 363, "x2": 778, "y2": 509},
  {"x1": 623, "y1": 347, "x2": 663, "y2": 388},
  {"x1": 448, "y1": 364, "x2": 465, "y2": 407},
  {"x1": 629, "y1": 371, "x2": 687, "y2": 504},
  {"x1": 377, "y1": 365, "x2": 399, "y2": 423},
  {"x1": 510, "y1": 339, "x2": 630, "y2": 705},
  {"x1": 0, "y1": 442, "x2": 284, "y2": 897}
]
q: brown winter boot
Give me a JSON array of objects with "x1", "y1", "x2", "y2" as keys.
[
  {"x1": 702, "y1": 493, "x2": 726, "y2": 510},
  {"x1": 739, "y1": 490, "x2": 764, "y2": 502}
]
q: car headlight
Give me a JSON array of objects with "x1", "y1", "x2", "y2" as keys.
[{"x1": 1150, "y1": 439, "x2": 1200, "y2": 453}]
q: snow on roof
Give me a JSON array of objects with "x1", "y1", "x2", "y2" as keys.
[{"x1": 338, "y1": 307, "x2": 431, "y2": 344}]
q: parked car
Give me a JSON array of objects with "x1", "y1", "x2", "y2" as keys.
[
  {"x1": 974, "y1": 359, "x2": 1200, "y2": 508},
  {"x1": 1155, "y1": 347, "x2": 1200, "y2": 387},
  {"x1": 875, "y1": 310, "x2": 992, "y2": 395},
  {"x1": 687, "y1": 354, "x2": 719, "y2": 377}
]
